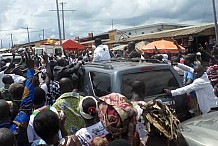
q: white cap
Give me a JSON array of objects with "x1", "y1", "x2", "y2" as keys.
[
  {"x1": 92, "y1": 45, "x2": 96, "y2": 50},
  {"x1": 196, "y1": 52, "x2": 201, "y2": 55}
]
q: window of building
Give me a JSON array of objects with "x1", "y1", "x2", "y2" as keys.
[{"x1": 128, "y1": 32, "x2": 131, "y2": 35}]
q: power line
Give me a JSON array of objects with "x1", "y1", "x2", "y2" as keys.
[
  {"x1": 21, "y1": 27, "x2": 31, "y2": 47},
  {"x1": 50, "y1": 4, "x2": 76, "y2": 40}
]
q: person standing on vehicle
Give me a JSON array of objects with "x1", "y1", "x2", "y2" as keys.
[
  {"x1": 165, "y1": 64, "x2": 218, "y2": 114},
  {"x1": 93, "y1": 38, "x2": 111, "y2": 62},
  {"x1": 126, "y1": 42, "x2": 141, "y2": 59}
]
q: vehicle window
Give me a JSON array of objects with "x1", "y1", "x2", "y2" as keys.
[
  {"x1": 55, "y1": 48, "x2": 62, "y2": 55},
  {"x1": 121, "y1": 70, "x2": 179, "y2": 99},
  {"x1": 35, "y1": 49, "x2": 43, "y2": 55},
  {"x1": 90, "y1": 71, "x2": 111, "y2": 97}
]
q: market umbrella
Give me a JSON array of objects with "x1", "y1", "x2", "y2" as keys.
[{"x1": 142, "y1": 40, "x2": 185, "y2": 53}]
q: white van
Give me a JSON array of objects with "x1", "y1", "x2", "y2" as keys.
[{"x1": 35, "y1": 45, "x2": 62, "y2": 56}]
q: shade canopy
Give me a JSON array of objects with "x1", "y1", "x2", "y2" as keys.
[
  {"x1": 59, "y1": 39, "x2": 85, "y2": 50},
  {"x1": 142, "y1": 40, "x2": 185, "y2": 53}
]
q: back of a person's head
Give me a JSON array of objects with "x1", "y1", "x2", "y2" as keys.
[
  {"x1": 8, "y1": 83, "x2": 24, "y2": 100},
  {"x1": 79, "y1": 96, "x2": 98, "y2": 120},
  {"x1": 59, "y1": 77, "x2": 73, "y2": 93},
  {"x1": 0, "y1": 99, "x2": 10, "y2": 120},
  {"x1": 33, "y1": 110, "x2": 59, "y2": 144},
  {"x1": 2, "y1": 75, "x2": 14, "y2": 85},
  {"x1": 33, "y1": 76, "x2": 40, "y2": 87},
  {"x1": 95, "y1": 38, "x2": 102, "y2": 47},
  {"x1": 131, "y1": 80, "x2": 146, "y2": 95},
  {"x1": 107, "y1": 139, "x2": 130, "y2": 146},
  {"x1": 34, "y1": 87, "x2": 46, "y2": 106},
  {"x1": 0, "y1": 128, "x2": 17, "y2": 146},
  {"x1": 57, "y1": 58, "x2": 65, "y2": 66}
]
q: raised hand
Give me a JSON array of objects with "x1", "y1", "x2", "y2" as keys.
[{"x1": 25, "y1": 51, "x2": 34, "y2": 69}]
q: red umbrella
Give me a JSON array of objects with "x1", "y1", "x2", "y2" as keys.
[
  {"x1": 142, "y1": 40, "x2": 185, "y2": 53},
  {"x1": 60, "y1": 39, "x2": 85, "y2": 50}
]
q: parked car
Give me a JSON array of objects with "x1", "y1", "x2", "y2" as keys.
[
  {"x1": 78, "y1": 59, "x2": 191, "y2": 121},
  {"x1": 179, "y1": 111, "x2": 218, "y2": 146}
]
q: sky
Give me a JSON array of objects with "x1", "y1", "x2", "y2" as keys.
[{"x1": 0, "y1": 0, "x2": 218, "y2": 48}]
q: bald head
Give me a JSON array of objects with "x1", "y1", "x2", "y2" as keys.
[
  {"x1": 194, "y1": 65, "x2": 204, "y2": 78},
  {"x1": 59, "y1": 78, "x2": 73, "y2": 94},
  {"x1": 2, "y1": 75, "x2": 14, "y2": 85},
  {"x1": 9, "y1": 83, "x2": 24, "y2": 100},
  {"x1": 0, "y1": 128, "x2": 17, "y2": 146},
  {"x1": 0, "y1": 100, "x2": 10, "y2": 120}
]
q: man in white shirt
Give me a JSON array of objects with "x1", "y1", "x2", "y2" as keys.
[
  {"x1": 93, "y1": 38, "x2": 111, "y2": 62},
  {"x1": 165, "y1": 63, "x2": 218, "y2": 114},
  {"x1": 0, "y1": 71, "x2": 25, "y2": 88}
]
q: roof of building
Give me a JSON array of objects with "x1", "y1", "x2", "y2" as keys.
[
  {"x1": 105, "y1": 23, "x2": 215, "y2": 44},
  {"x1": 118, "y1": 23, "x2": 189, "y2": 32},
  {"x1": 127, "y1": 23, "x2": 214, "y2": 42}
]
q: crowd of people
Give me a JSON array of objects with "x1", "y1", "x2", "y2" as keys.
[{"x1": 0, "y1": 37, "x2": 218, "y2": 146}]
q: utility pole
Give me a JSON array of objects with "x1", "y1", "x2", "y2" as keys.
[
  {"x1": 112, "y1": 19, "x2": 114, "y2": 30},
  {"x1": 55, "y1": 0, "x2": 62, "y2": 46},
  {"x1": 0, "y1": 39, "x2": 2, "y2": 48},
  {"x1": 60, "y1": 2, "x2": 66, "y2": 40},
  {"x1": 50, "y1": 4, "x2": 76, "y2": 41},
  {"x1": 10, "y1": 34, "x2": 13, "y2": 48},
  {"x1": 21, "y1": 27, "x2": 31, "y2": 47},
  {"x1": 42, "y1": 29, "x2": 45, "y2": 40},
  {"x1": 212, "y1": 0, "x2": 218, "y2": 45}
]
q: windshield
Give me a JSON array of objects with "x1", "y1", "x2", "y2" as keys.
[{"x1": 121, "y1": 69, "x2": 179, "y2": 99}]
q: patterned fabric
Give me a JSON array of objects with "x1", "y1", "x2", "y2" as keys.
[
  {"x1": 98, "y1": 93, "x2": 137, "y2": 143},
  {"x1": 52, "y1": 92, "x2": 85, "y2": 134},
  {"x1": 47, "y1": 80, "x2": 61, "y2": 105},
  {"x1": 139, "y1": 100, "x2": 180, "y2": 141},
  {"x1": 40, "y1": 80, "x2": 61, "y2": 105}
]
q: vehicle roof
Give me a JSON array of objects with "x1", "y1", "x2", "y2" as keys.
[
  {"x1": 83, "y1": 60, "x2": 171, "y2": 73},
  {"x1": 179, "y1": 111, "x2": 218, "y2": 144}
]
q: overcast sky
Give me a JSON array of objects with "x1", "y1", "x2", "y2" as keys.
[{"x1": 0, "y1": 0, "x2": 217, "y2": 48}]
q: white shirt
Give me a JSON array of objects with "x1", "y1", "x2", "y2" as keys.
[
  {"x1": 171, "y1": 63, "x2": 218, "y2": 113},
  {"x1": 133, "y1": 102, "x2": 148, "y2": 144},
  {"x1": 27, "y1": 106, "x2": 60, "y2": 143},
  {"x1": 75, "y1": 122, "x2": 108, "y2": 145},
  {"x1": 93, "y1": 45, "x2": 111, "y2": 62},
  {"x1": 0, "y1": 71, "x2": 26, "y2": 88}
]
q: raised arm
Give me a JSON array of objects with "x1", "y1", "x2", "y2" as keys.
[
  {"x1": 176, "y1": 63, "x2": 194, "y2": 73},
  {"x1": 43, "y1": 53, "x2": 51, "y2": 86},
  {"x1": 20, "y1": 52, "x2": 34, "y2": 115}
]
